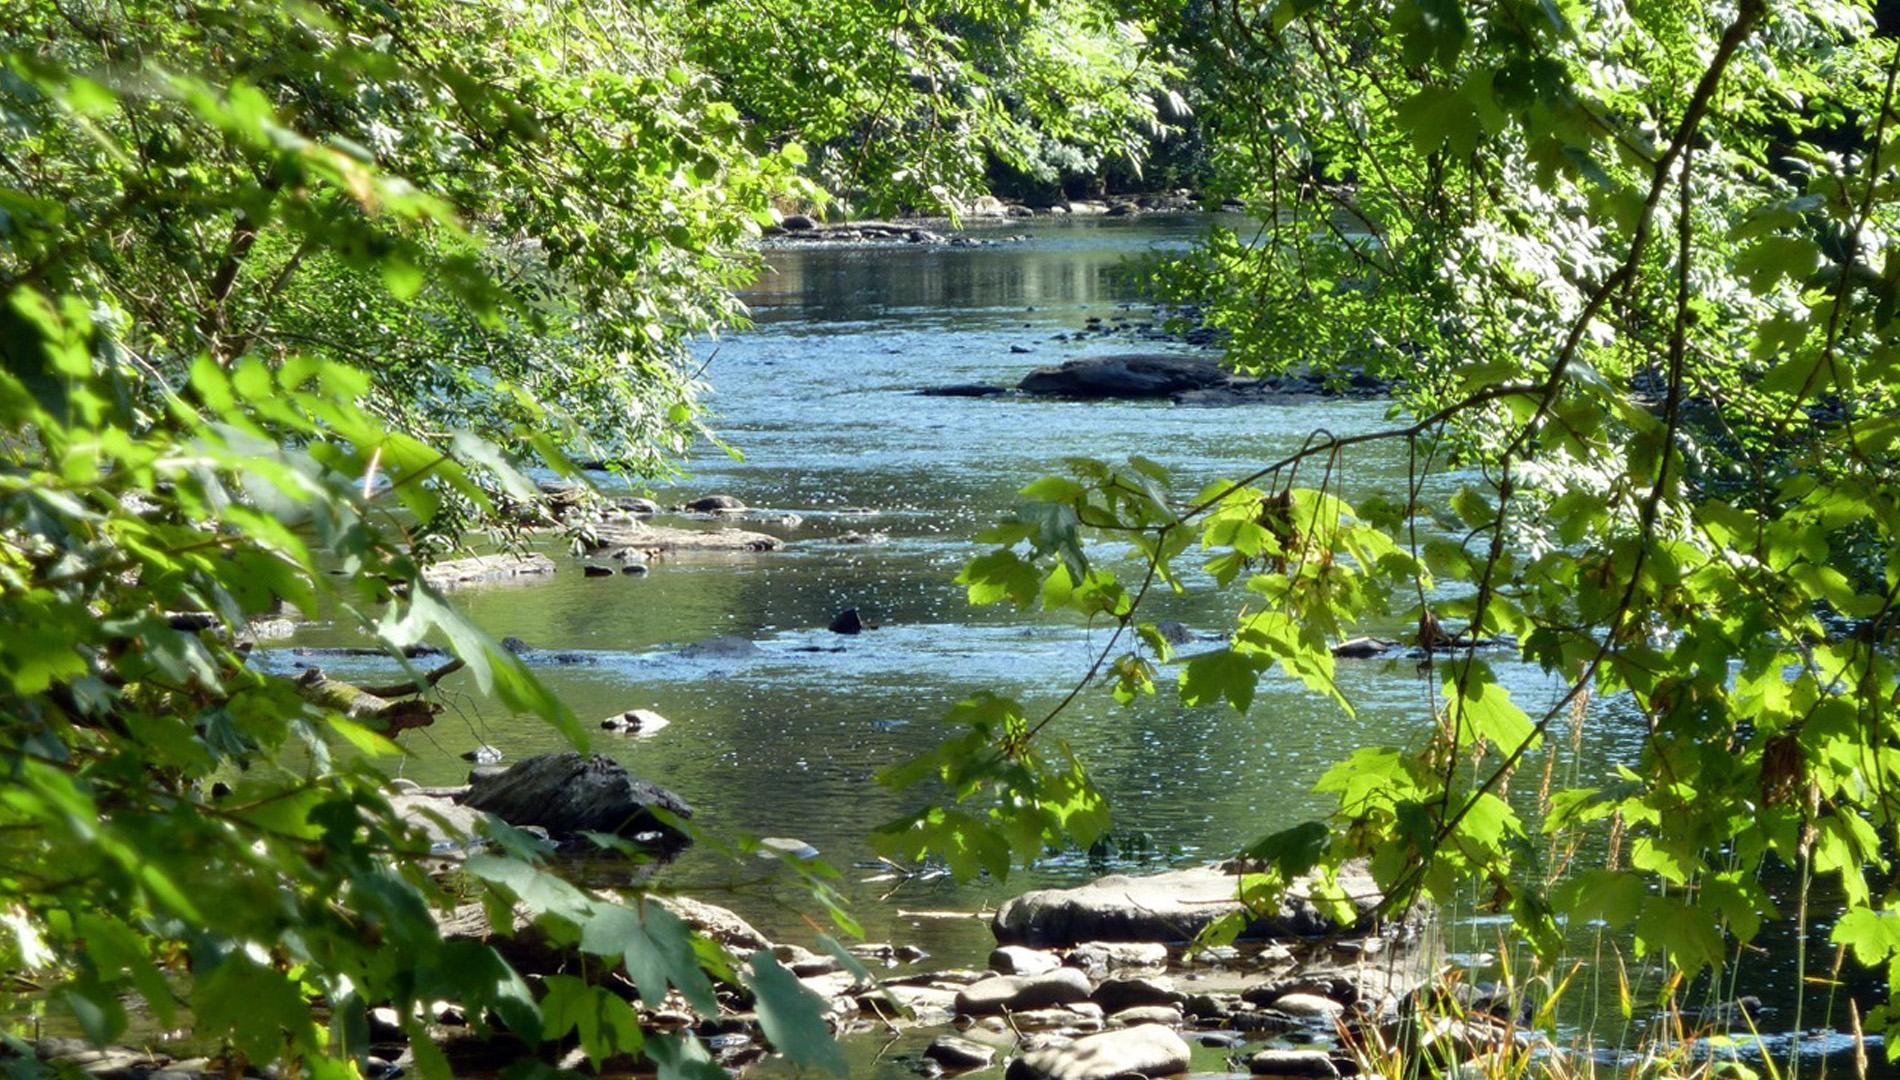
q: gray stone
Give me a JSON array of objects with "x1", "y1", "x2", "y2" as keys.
[
  {"x1": 456, "y1": 752, "x2": 692, "y2": 844},
  {"x1": 683, "y1": 494, "x2": 746, "y2": 513},
  {"x1": 611, "y1": 495, "x2": 661, "y2": 514},
  {"x1": 1249, "y1": 1050, "x2": 1340, "y2": 1077},
  {"x1": 991, "y1": 944, "x2": 1063, "y2": 976},
  {"x1": 1004, "y1": 1024, "x2": 1191, "y2": 1080},
  {"x1": 954, "y1": 967, "x2": 1093, "y2": 1015}
]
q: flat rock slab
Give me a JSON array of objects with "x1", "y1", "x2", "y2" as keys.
[
  {"x1": 593, "y1": 521, "x2": 782, "y2": 553},
  {"x1": 993, "y1": 864, "x2": 1389, "y2": 947},
  {"x1": 1006, "y1": 1024, "x2": 1191, "y2": 1080},
  {"x1": 422, "y1": 552, "x2": 557, "y2": 588}
]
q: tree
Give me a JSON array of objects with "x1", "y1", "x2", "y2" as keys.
[{"x1": 883, "y1": 0, "x2": 1900, "y2": 1068}]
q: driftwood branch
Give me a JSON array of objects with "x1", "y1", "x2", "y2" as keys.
[{"x1": 358, "y1": 658, "x2": 465, "y2": 699}]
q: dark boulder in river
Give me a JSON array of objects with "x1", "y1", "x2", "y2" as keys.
[
  {"x1": 1018, "y1": 354, "x2": 1229, "y2": 398},
  {"x1": 457, "y1": 752, "x2": 692, "y2": 845},
  {"x1": 828, "y1": 607, "x2": 864, "y2": 635}
]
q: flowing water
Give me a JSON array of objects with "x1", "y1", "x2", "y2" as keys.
[{"x1": 270, "y1": 215, "x2": 1877, "y2": 1077}]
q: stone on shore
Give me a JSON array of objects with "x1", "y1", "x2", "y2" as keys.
[
  {"x1": 1004, "y1": 1024, "x2": 1191, "y2": 1080},
  {"x1": 683, "y1": 494, "x2": 747, "y2": 513},
  {"x1": 456, "y1": 752, "x2": 692, "y2": 844}
]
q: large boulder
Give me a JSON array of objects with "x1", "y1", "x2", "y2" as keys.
[
  {"x1": 456, "y1": 753, "x2": 692, "y2": 845},
  {"x1": 1005, "y1": 1024, "x2": 1190, "y2": 1080},
  {"x1": 992, "y1": 864, "x2": 1390, "y2": 947},
  {"x1": 1018, "y1": 354, "x2": 1231, "y2": 399}
]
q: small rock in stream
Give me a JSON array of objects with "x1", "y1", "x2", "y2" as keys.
[
  {"x1": 828, "y1": 607, "x2": 865, "y2": 635},
  {"x1": 923, "y1": 1035, "x2": 996, "y2": 1071},
  {"x1": 459, "y1": 745, "x2": 503, "y2": 765}
]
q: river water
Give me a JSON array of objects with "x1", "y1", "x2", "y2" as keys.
[{"x1": 274, "y1": 215, "x2": 1876, "y2": 1077}]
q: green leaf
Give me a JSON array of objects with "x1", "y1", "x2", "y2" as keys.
[
  {"x1": 742, "y1": 952, "x2": 846, "y2": 1073},
  {"x1": 1179, "y1": 647, "x2": 1263, "y2": 713},
  {"x1": 578, "y1": 901, "x2": 718, "y2": 1017},
  {"x1": 1394, "y1": 87, "x2": 1481, "y2": 158}
]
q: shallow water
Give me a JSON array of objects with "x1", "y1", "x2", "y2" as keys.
[{"x1": 269, "y1": 215, "x2": 1880, "y2": 1076}]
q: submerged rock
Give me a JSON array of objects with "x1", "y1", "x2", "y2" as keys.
[
  {"x1": 917, "y1": 383, "x2": 1007, "y2": 397},
  {"x1": 456, "y1": 752, "x2": 692, "y2": 845},
  {"x1": 677, "y1": 636, "x2": 761, "y2": 660},
  {"x1": 1005, "y1": 1024, "x2": 1190, "y2": 1080}
]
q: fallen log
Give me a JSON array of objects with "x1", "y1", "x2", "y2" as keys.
[{"x1": 295, "y1": 666, "x2": 438, "y2": 733}]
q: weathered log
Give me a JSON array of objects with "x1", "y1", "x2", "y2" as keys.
[{"x1": 294, "y1": 667, "x2": 436, "y2": 733}]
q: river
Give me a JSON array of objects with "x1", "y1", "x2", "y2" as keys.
[{"x1": 275, "y1": 214, "x2": 1874, "y2": 1078}]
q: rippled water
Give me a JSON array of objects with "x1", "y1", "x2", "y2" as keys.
[{"x1": 271, "y1": 215, "x2": 1881, "y2": 1077}]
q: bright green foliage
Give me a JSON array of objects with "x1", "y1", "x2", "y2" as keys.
[
  {"x1": 679, "y1": 0, "x2": 1178, "y2": 213},
  {"x1": 892, "y1": 0, "x2": 1900, "y2": 1060},
  {"x1": 0, "y1": 3, "x2": 873, "y2": 1072},
  {"x1": 1, "y1": 0, "x2": 828, "y2": 486}
]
